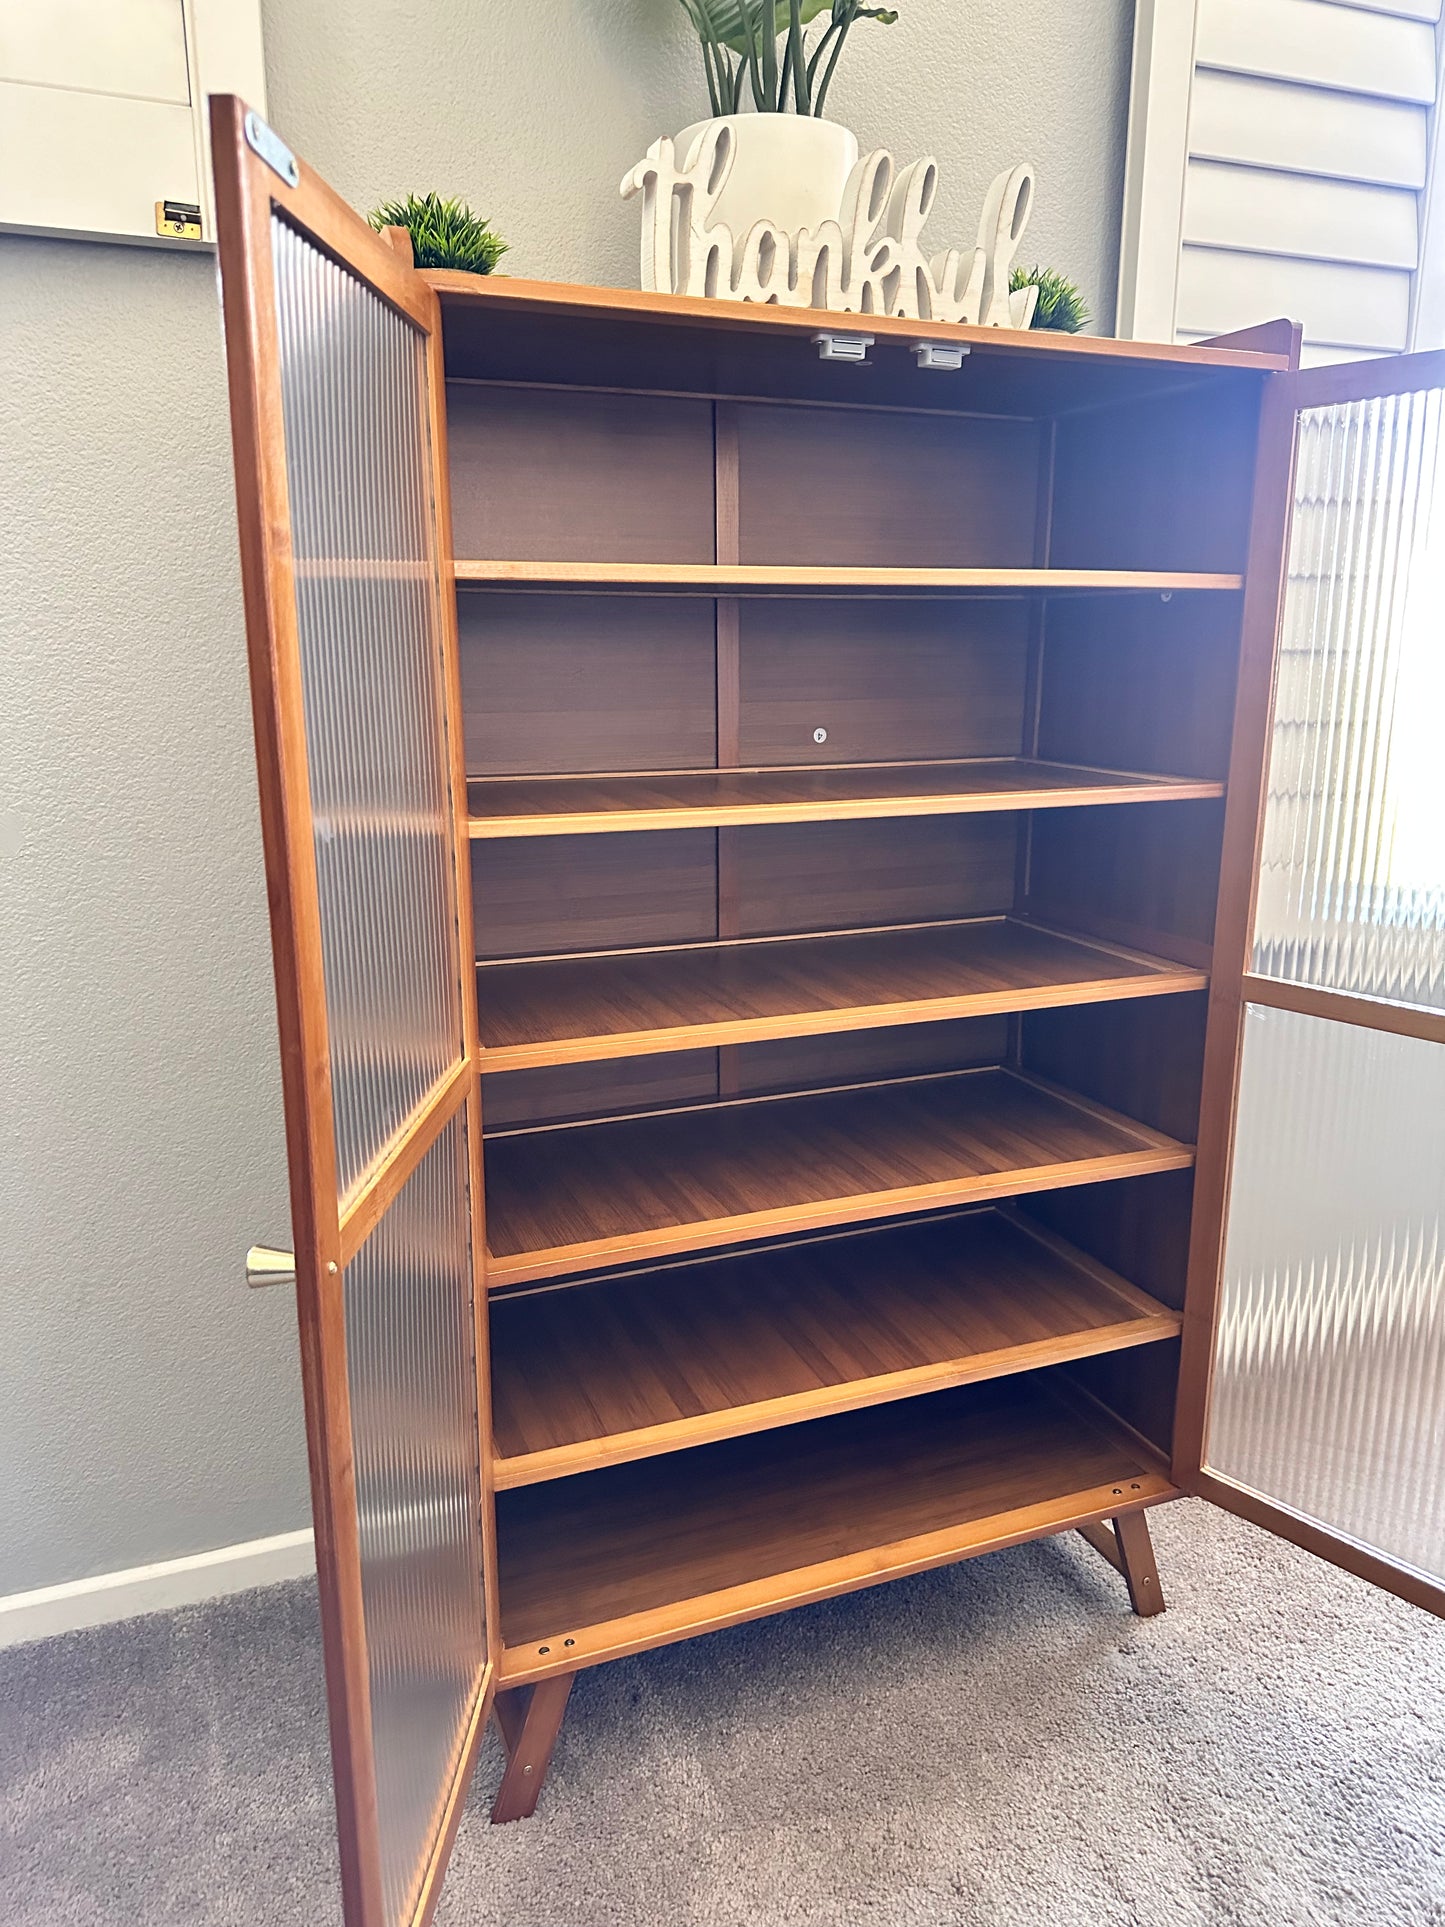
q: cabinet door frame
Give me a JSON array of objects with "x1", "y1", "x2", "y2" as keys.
[
  {"x1": 211, "y1": 94, "x2": 500, "y2": 1927},
  {"x1": 1179, "y1": 344, "x2": 1445, "y2": 1622}
]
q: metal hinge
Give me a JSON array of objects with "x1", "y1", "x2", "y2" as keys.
[{"x1": 243, "y1": 110, "x2": 299, "y2": 189}]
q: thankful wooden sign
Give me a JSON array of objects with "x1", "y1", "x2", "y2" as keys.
[{"x1": 622, "y1": 125, "x2": 1039, "y2": 327}]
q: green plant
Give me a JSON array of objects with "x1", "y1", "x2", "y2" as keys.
[
  {"x1": 1009, "y1": 265, "x2": 1089, "y2": 333},
  {"x1": 678, "y1": 1, "x2": 900, "y2": 118},
  {"x1": 367, "y1": 193, "x2": 508, "y2": 275}
]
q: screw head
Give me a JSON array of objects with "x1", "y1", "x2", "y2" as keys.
[{"x1": 813, "y1": 726, "x2": 828, "y2": 745}]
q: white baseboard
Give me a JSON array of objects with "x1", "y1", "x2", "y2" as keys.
[{"x1": 0, "y1": 1527, "x2": 316, "y2": 1650}]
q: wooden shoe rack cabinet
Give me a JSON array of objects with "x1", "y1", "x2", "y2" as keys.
[{"x1": 211, "y1": 95, "x2": 1445, "y2": 1927}]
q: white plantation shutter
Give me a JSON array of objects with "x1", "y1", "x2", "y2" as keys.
[
  {"x1": 0, "y1": 0, "x2": 265, "y2": 246},
  {"x1": 1119, "y1": 0, "x2": 1445, "y2": 364}
]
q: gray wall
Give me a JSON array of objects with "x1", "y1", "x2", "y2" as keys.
[{"x1": 0, "y1": 0, "x2": 1132, "y2": 1597}]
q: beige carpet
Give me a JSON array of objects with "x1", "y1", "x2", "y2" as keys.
[{"x1": 2, "y1": 1499, "x2": 1442, "y2": 1926}]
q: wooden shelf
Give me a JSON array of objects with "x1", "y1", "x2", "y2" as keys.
[
  {"x1": 455, "y1": 561, "x2": 1244, "y2": 594},
  {"x1": 475, "y1": 917, "x2": 1207, "y2": 1071},
  {"x1": 467, "y1": 757, "x2": 1225, "y2": 839},
  {"x1": 490, "y1": 1207, "x2": 1183, "y2": 1487},
  {"x1": 495, "y1": 1372, "x2": 1177, "y2": 1680},
  {"x1": 483, "y1": 1067, "x2": 1195, "y2": 1286}
]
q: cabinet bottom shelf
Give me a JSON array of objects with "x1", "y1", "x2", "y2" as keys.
[{"x1": 496, "y1": 1373, "x2": 1177, "y2": 1684}]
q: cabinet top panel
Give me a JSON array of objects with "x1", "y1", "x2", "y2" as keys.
[{"x1": 427, "y1": 273, "x2": 1295, "y2": 418}]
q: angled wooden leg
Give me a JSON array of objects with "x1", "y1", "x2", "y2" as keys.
[
  {"x1": 1078, "y1": 1509, "x2": 1166, "y2": 1617},
  {"x1": 489, "y1": 1674, "x2": 574, "y2": 1824}
]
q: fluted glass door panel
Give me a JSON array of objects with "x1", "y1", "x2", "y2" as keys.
[
  {"x1": 1253, "y1": 386, "x2": 1445, "y2": 1010},
  {"x1": 345, "y1": 1112, "x2": 488, "y2": 1927},
  {"x1": 273, "y1": 213, "x2": 465, "y2": 1204},
  {"x1": 1207, "y1": 1006, "x2": 1445, "y2": 1586}
]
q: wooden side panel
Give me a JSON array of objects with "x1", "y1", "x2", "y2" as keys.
[
  {"x1": 458, "y1": 594, "x2": 717, "y2": 774},
  {"x1": 1035, "y1": 591, "x2": 1241, "y2": 781},
  {"x1": 1050, "y1": 382, "x2": 1262, "y2": 574},
  {"x1": 1061, "y1": 1343, "x2": 1183, "y2": 1458},
  {"x1": 1014, "y1": 993, "x2": 1209, "y2": 1460},
  {"x1": 1019, "y1": 1171, "x2": 1197, "y2": 1315},
  {"x1": 1020, "y1": 1169, "x2": 1199, "y2": 1456},
  {"x1": 1025, "y1": 800, "x2": 1225, "y2": 971},
  {"x1": 736, "y1": 404, "x2": 1041, "y2": 567},
  {"x1": 1019, "y1": 995, "x2": 1209, "y2": 1145},
  {"x1": 447, "y1": 385, "x2": 716, "y2": 562}
]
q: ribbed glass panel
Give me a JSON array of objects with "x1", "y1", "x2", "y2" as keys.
[
  {"x1": 1253, "y1": 387, "x2": 1445, "y2": 1008},
  {"x1": 345, "y1": 1112, "x2": 487, "y2": 1927},
  {"x1": 272, "y1": 215, "x2": 463, "y2": 1201},
  {"x1": 1208, "y1": 1005, "x2": 1445, "y2": 1586}
]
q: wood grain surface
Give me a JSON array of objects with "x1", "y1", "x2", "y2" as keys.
[
  {"x1": 494, "y1": 1373, "x2": 1172, "y2": 1662},
  {"x1": 454, "y1": 561, "x2": 1245, "y2": 593},
  {"x1": 475, "y1": 916, "x2": 1207, "y2": 1069},
  {"x1": 490, "y1": 1207, "x2": 1182, "y2": 1485},
  {"x1": 467, "y1": 758, "x2": 1226, "y2": 839},
  {"x1": 483, "y1": 1066, "x2": 1196, "y2": 1283}
]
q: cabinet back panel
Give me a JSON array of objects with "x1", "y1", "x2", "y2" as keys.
[
  {"x1": 473, "y1": 831, "x2": 717, "y2": 959},
  {"x1": 447, "y1": 385, "x2": 716, "y2": 562},
  {"x1": 1050, "y1": 383, "x2": 1261, "y2": 574},
  {"x1": 736, "y1": 404, "x2": 1041, "y2": 567},
  {"x1": 1026, "y1": 800, "x2": 1223, "y2": 967},
  {"x1": 1036, "y1": 593, "x2": 1240, "y2": 781},
  {"x1": 483, "y1": 1017, "x2": 1008, "y2": 1132},
  {"x1": 734, "y1": 815, "x2": 1020, "y2": 938},
  {"x1": 459, "y1": 593, "x2": 717, "y2": 775},
  {"x1": 734, "y1": 1015, "x2": 1009, "y2": 1097},
  {"x1": 483, "y1": 1050, "x2": 720, "y2": 1131},
  {"x1": 738, "y1": 599, "x2": 1030, "y2": 766}
]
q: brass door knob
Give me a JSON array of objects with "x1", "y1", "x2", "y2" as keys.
[{"x1": 246, "y1": 1245, "x2": 296, "y2": 1289}]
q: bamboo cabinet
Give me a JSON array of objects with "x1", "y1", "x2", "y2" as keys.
[{"x1": 214, "y1": 99, "x2": 1445, "y2": 1927}]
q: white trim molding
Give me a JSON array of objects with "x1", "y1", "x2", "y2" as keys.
[
  {"x1": 0, "y1": 1529, "x2": 315, "y2": 1651},
  {"x1": 1117, "y1": 0, "x2": 1201, "y2": 342}
]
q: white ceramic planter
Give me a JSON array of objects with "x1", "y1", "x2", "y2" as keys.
[{"x1": 674, "y1": 114, "x2": 860, "y2": 243}]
